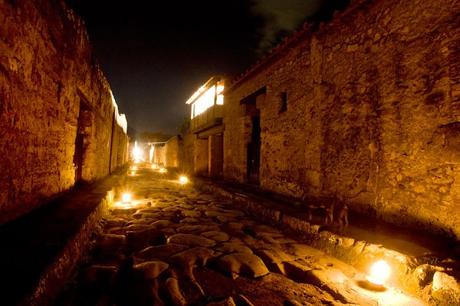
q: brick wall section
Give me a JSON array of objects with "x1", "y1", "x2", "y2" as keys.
[
  {"x1": 224, "y1": 0, "x2": 460, "y2": 239},
  {"x1": 0, "y1": 0, "x2": 128, "y2": 223}
]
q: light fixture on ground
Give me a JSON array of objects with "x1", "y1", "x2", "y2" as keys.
[
  {"x1": 358, "y1": 259, "x2": 391, "y2": 291},
  {"x1": 159, "y1": 168, "x2": 167, "y2": 174},
  {"x1": 121, "y1": 192, "x2": 132, "y2": 204},
  {"x1": 179, "y1": 175, "x2": 189, "y2": 185}
]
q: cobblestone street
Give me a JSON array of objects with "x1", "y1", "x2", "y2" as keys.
[{"x1": 62, "y1": 165, "x2": 425, "y2": 306}]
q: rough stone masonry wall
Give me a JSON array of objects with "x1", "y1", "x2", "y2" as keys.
[
  {"x1": 224, "y1": 0, "x2": 460, "y2": 239},
  {"x1": 182, "y1": 132, "x2": 196, "y2": 174},
  {"x1": 164, "y1": 135, "x2": 181, "y2": 168},
  {"x1": 0, "y1": 0, "x2": 128, "y2": 223}
]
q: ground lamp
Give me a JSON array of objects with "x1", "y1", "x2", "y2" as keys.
[
  {"x1": 358, "y1": 260, "x2": 392, "y2": 291},
  {"x1": 121, "y1": 192, "x2": 132, "y2": 204},
  {"x1": 159, "y1": 168, "x2": 167, "y2": 174},
  {"x1": 179, "y1": 175, "x2": 189, "y2": 185}
]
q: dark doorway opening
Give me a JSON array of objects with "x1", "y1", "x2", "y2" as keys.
[
  {"x1": 247, "y1": 115, "x2": 260, "y2": 184},
  {"x1": 73, "y1": 100, "x2": 92, "y2": 184}
]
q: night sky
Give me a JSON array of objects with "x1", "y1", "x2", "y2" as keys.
[{"x1": 67, "y1": 0, "x2": 345, "y2": 137}]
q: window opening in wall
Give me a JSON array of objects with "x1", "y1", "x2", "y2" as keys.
[{"x1": 279, "y1": 91, "x2": 288, "y2": 113}]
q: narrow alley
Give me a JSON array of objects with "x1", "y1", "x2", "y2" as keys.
[
  {"x1": 60, "y1": 164, "x2": 424, "y2": 306},
  {"x1": 1, "y1": 0, "x2": 459, "y2": 305}
]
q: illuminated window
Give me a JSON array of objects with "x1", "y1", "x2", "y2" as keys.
[
  {"x1": 187, "y1": 78, "x2": 225, "y2": 119},
  {"x1": 216, "y1": 83, "x2": 224, "y2": 105},
  {"x1": 193, "y1": 86, "x2": 216, "y2": 118},
  {"x1": 279, "y1": 91, "x2": 288, "y2": 113}
]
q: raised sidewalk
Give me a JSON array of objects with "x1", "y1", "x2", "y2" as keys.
[
  {"x1": 195, "y1": 177, "x2": 460, "y2": 305},
  {"x1": 0, "y1": 173, "x2": 123, "y2": 306}
]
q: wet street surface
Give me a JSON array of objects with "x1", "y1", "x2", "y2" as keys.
[{"x1": 61, "y1": 165, "x2": 424, "y2": 306}]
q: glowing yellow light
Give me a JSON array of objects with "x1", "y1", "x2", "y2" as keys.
[
  {"x1": 121, "y1": 193, "x2": 132, "y2": 203},
  {"x1": 151, "y1": 164, "x2": 157, "y2": 169},
  {"x1": 178, "y1": 175, "x2": 189, "y2": 185},
  {"x1": 130, "y1": 165, "x2": 138, "y2": 171},
  {"x1": 159, "y1": 168, "x2": 167, "y2": 174},
  {"x1": 132, "y1": 141, "x2": 144, "y2": 163},
  {"x1": 368, "y1": 260, "x2": 391, "y2": 286}
]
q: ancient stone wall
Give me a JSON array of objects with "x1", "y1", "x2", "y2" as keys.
[
  {"x1": 194, "y1": 138, "x2": 209, "y2": 175},
  {"x1": 224, "y1": 0, "x2": 460, "y2": 239},
  {"x1": 182, "y1": 133, "x2": 196, "y2": 174},
  {"x1": 0, "y1": 0, "x2": 128, "y2": 223},
  {"x1": 154, "y1": 145, "x2": 166, "y2": 166},
  {"x1": 164, "y1": 135, "x2": 182, "y2": 168}
]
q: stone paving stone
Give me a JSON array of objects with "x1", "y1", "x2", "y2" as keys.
[
  {"x1": 215, "y1": 242, "x2": 253, "y2": 255},
  {"x1": 180, "y1": 217, "x2": 200, "y2": 223},
  {"x1": 97, "y1": 234, "x2": 126, "y2": 255},
  {"x1": 431, "y1": 271, "x2": 460, "y2": 305},
  {"x1": 176, "y1": 224, "x2": 220, "y2": 234},
  {"x1": 64, "y1": 167, "x2": 427, "y2": 306},
  {"x1": 133, "y1": 261, "x2": 169, "y2": 280},
  {"x1": 218, "y1": 252, "x2": 270, "y2": 279},
  {"x1": 84, "y1": 265, "x2": 118, "y2": 285},
  {"x1": 207, "y1": 296, "x2": 237, "y2": 306},
  {"x1": 201, "y1": 231, "x2": 230, "y2": 242},
  {"x1": 136, "y1": 243, "x2": 190, "y2": 261},
  {"x1": 183, "y1": 210, "x2": 202, "y2": 218},
  {"x1": 165, "y1": 277, "x2": 188, "y2": 306},
  {"x1": 169, "y1": 247, "x2": 216, "y2": 268},
  {"x1": 151, "y1": 219, "x2": 174, "y2": 228},
  {"x1": 168, "y1": 233, "x2": 216, "y2": 247}
]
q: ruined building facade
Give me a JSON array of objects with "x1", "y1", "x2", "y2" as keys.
[
  {"x1": 184, "y1": 77, "x2": 225, "y2": 178},
  {"x1": 223, "y1": 0, "x2": 460, "y2": 239},
  {"x1": 0, "y1": 0, "x2": 129, "y2": 223}
]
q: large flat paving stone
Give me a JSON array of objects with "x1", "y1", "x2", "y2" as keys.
[
  {"x1": 168, "y1": 233, "x2": 216, "y2": 247},
  {"x1": 136, "y1": 243, "x2": 190, "y2": 261},
  {"x1": 218, "y1": 252, "x2": 270, "y2": 279}
]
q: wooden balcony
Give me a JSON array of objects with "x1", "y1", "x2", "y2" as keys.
[{"x1": 191, "y1": 104, "x2": 223, "y2": 133}]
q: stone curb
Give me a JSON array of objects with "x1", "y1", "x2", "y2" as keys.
[
  {"x1": 20, "y1": 189, "x2": 116, "y2": 306},
  {"x1": 195, "y1": 179, "x2": 460, "y2": 305}
]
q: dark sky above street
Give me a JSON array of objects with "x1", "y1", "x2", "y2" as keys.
[{"x1": 67, "y1": 0, "x2": 347, "y2": 136}]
